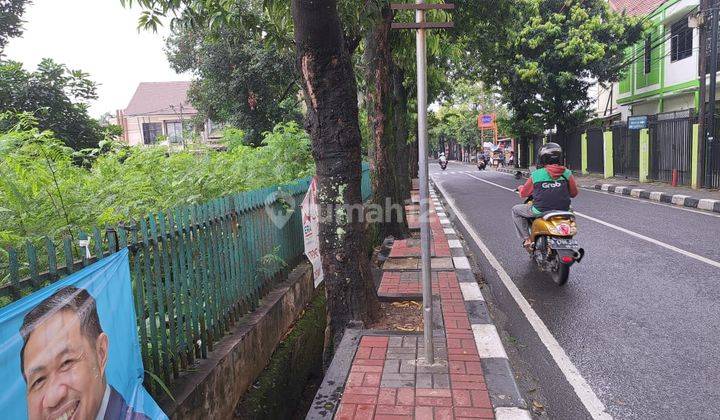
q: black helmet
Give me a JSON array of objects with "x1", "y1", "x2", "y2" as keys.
[{"x1": 538, "y1": 142, "x2": 563, "y2": 166}]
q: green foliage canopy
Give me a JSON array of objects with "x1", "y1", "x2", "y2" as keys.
[
  {"x1": 166, "y1": 25, "x2": 301, "y2": 146},
  {"x1": 0, "y1": 0, "x2": 29, "y2": 53},
  {"x1": 0, "y1": 58, "x2": 105, "y2": 149},
  {"x1": 0, "y1": 116, "x2": 314, "y2": 250},
  {"x1": 453, "y1": 0, "x2": 643, "y2": 136}
]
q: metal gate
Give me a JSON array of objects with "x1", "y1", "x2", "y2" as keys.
[
  {"x1": 564, "y1": 130, "x2": 582, "y2": 171},
  {"x1": 708, "y1": 116, "x2": 720, "y2": 188},
  {"x1": 649, "y1": 110, "x2": 694, "y2": 186},
  {"x1": 547, "y1": 131, "x2": 581, "y2": 170},
  {"x1": 586, "y1": 128, "x2": 605, "y2": 173},
  {"x1": 611, "y1": 123, "x2": 640, "y2": 179}
]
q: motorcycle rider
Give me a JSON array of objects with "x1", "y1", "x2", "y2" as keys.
[
  {"x1": 512, "y1": 142, "x2": 578, "y2": 249},
  {"x1": 439, "y1": 152, "x2": 448, "y2": 165}
]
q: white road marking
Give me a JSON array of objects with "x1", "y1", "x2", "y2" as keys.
[
  {"x1": 472, "y1": 324, "x2": 508, "y2": 359},
  {"x1": 443, "y1": 228, "x2": 456, "y2": 235},
  {"x1": 580, "y1": 187, "x2": 720, "y2": 219},
  {"x1": 460, "y1": 282, "x2": 485, "y2": 301},
  {"x1": 434, "y1": 177, "x2": 613, "y2": 420},
  {"x1": 574, "y1": 212, "x2": 720, "y2": 269},
  {"x1": 495, "y1": 407, "x2": 533, "y2": 420},
  {"x1": 467, "y1": 173, "x2": 720, "y2": 264}
]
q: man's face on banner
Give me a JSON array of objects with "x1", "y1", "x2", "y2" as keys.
[{"x1": 22, "y1": 309, "x2": 109, "y2": 420}]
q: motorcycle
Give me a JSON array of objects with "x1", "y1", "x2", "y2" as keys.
[
  {"x1": 519, "y1": 193, "x2": 585, "y2": 286},
  {"x1": 439, "y1": 159, "x2": 448, "y2": 170},
  {"x1": 477, "y1": 158, "x2": 487, "y2": 171}
]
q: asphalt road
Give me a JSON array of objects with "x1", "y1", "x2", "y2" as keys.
[{"x1": 430, "y1": 161, "x2": 720, "y2": 420}]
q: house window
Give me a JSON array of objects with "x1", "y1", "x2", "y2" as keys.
[
  {"x1": 670, "y1": 18, "x2": 692, "y2": 62},
  {"x1": 644, "y1": 35, "x2": 652, "y2": 74},
  {"x1": 142, "y1": 122, "x2": 162, "y2": 145},
  {"x1": 165, "y1": 121, "x2": 184, "y2": 143}
]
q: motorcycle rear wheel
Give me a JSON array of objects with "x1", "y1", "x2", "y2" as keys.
[{"x1": 550, "y1": 263, "x2": 570, "y2": 286}]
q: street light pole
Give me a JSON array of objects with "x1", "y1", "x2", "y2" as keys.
[
  {"x1": 414, "y1": 0, "x2": 433, "y2": 364},
  {"x1": 391, "y1": 1, "x2": 453, "y2": 365}
]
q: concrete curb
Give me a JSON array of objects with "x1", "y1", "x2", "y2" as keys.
[
  {"x1": 591, "y1": 183, "x2": 720, "y2": 213},
  {"x1": 430, "y1": 185, "x2": 531, "y2": 419}
]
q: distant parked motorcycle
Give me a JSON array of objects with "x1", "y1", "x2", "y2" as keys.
[{"x1": 517, "y1": 192, "x2": 585, "y2": 286}]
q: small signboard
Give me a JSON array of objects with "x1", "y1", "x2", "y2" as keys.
[
  {"x1": 478, "y1": 113, "x2": 496, "y2": 128},
  {"x1": 628, "y1": 115, "x2": 648, "y2": 130}
]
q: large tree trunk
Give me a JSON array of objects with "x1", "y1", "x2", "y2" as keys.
[
  {"x1": 291, "y1": 0, "x2": 379, "y2": 348},
  {"x1": 392, "y1": 62, "x2": 411, "y2": 201},
  {"x1": 364, "y1": 5, "x2": 408, "y2": 240}
]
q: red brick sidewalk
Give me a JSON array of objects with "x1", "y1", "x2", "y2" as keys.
[
  {"x1": 336, "y1": 273, "x2": 494, "y2": 419},
  {"x1": 389, "y1": 239, "x2": 451, "y2": 258}
]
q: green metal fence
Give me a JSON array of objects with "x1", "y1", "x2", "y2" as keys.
[{"x1": 1, "y1": 163, "x2": 371, "y2": 393}]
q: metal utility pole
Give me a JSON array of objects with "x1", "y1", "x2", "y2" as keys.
[
  {"x1": 707, "y1": 4, "x2": 719, "y2": 183},
  {"x1": 698, "y1": 0, "x2": 709, "y2": 187},
  {"x1": 391, "y1": 0, "x2": 453, "y2": 364}
]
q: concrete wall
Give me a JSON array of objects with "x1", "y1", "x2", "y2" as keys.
[
  {"x1": 632, "y1": 100, "x2": 661, "y2": 116},
  {"x1": 663, "y1": 92, "x2": 695, "y2": 112},
  {"x1": 158, "y1": 262, "x2": 316, "y2": 420}
]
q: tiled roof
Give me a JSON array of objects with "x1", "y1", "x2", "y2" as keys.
[
  {"x1": 609, "y1": 0, "x2": 666, "y2": 16},
  {"x1": 124, "y1": 81, "x2": 197, "y2": 116}
]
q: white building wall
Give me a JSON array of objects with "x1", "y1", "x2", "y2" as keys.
[
  {"x1": 663, "y1": 24, "x2": 698, "y2": 88},
  {"x1": 664, "y1": 93, "x2": 695, "y2": 112},
  {"x1": 632, "y1": 100, "x2": 661, "y2": 116},
  {"x1": 124, "y1": 114, "x2": 202, "y2": 146}
]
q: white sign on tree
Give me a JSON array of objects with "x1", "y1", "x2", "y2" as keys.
[{"x1": 302, "y1": 177, "x2": 323, "y2": 287}]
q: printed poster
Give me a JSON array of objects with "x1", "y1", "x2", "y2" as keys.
[
  {"x1": 0, "y1": 249, "x2": 167, "y2": 420},
  {"x1": 302, "y1": 177, "x2": 324, "y2": 287}
]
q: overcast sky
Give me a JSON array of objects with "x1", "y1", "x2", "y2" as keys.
[{"x1": 4, "y1": 0, "x2": 191, "y2": 117}]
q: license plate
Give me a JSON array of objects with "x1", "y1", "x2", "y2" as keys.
[{"x1": 549, "y1": 238, "x2": 578, "y2": 248}]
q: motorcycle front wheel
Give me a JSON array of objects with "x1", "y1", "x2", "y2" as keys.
[{"x1": 550, "y1": 262, "x2": 570, "y2": 286}]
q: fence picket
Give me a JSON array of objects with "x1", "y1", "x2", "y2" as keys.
[
  {"x1": 92, "y1": 227, "x2": 103, "y2": 259},
  {"x1": 128, "y1": 224, "x2": 151, "y2": 390},
  {"x1": 139, "y1": 218, "x2": 161, "y2": 385},
  {"x1": 62, "y1": 236, "x2": 73, "y2": 275},
  {"x1": 45, "y1": 237, "x2": 57, "y2": 281},
  {"x1": 8, "y1": 247, "x2": 19, "y2": 291},
  {"x1": 148, "y1": 215, "x2": 171, "y2": 383}
]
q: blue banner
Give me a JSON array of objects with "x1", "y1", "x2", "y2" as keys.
[{"x1": 0, "y1": 249, "x2": 167, "y2": 420}]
